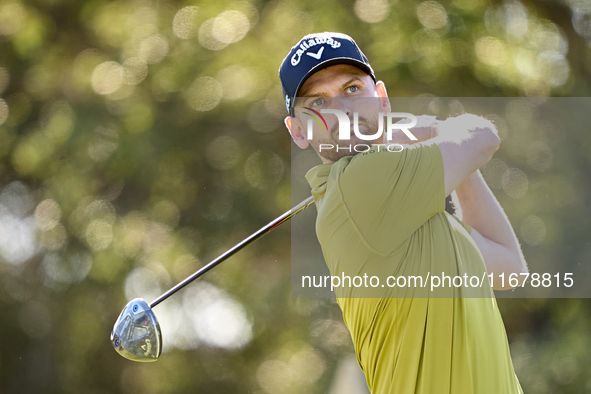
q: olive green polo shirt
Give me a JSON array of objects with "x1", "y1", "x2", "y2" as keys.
[{"x1": 305, "y1": 143, "x2": 523, "y2": 394}]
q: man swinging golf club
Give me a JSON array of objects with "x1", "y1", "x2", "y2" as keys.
[{"x1": 279, "y1": 32, "x2": 528, "y2": 394}]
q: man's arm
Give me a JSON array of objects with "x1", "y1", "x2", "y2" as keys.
[
  {"x1": 388, "y1": 114, "x2": 528, "y2": 289},
  {"x1": 387, "y1": 114, "x2": 501, "y2": 196},
  {"x1": 434, "y1": 115, "x2": 528, "y2": 289},
  {"x1": 455, "y1": 171, "x2": 529, "y2": 289}
]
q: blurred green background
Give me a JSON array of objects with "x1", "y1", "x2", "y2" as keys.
[{"x1": 0, "y1": 0, "x2": 590, "y2": 393}]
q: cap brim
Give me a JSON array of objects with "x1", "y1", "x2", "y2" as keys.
[{"x1": 289, "y1": 58, "x2": 376, "y2": 116}]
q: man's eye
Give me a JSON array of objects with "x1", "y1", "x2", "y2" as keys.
[
  {"x1": 312, "y1": 98, "x2": 324, "y2": 106},
  {"x1": 347, "y1": 86, "x2": 359, "y2": 93}
]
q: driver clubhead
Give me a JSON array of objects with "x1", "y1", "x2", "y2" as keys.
[{"x1": 111, "y1": 298, "x2": 162, "y2": 362}]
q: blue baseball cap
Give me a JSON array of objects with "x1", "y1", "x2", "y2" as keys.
[{"x1": 279, "y1": 32, "x2": 376, "y2": 116}]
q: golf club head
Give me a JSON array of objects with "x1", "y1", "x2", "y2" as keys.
[{"x1": 111, "y1": 298, "x2": 162, "y2": 362}]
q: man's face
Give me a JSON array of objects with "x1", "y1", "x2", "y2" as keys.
[{"x1": 284, "y1": 64, "x2": 390, "y2": 163}]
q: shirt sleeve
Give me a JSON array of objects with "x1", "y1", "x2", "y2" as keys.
[{"x1": 338, "y1": 143, "x2": 446, "y2": 255}]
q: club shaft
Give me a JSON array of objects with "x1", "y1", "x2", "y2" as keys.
[{"x1": 150, "y1": 196, "x2": 315, "y2": 308}]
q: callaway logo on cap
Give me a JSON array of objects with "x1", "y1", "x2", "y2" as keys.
[{"x1": 279, "y1": 32, "x2": 376, "y2": 116}]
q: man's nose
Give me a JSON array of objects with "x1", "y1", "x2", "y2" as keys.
[{"x1": 331, "y1": 97, "x2": 353, "y2": 117}]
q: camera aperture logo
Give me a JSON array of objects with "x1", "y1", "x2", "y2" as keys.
[
  {"x1": 304, "y1": 110, "x2": 419, "y2": 153},
  {"x1": 303, "y1": 107, "x2": 328, "y2": 131}
]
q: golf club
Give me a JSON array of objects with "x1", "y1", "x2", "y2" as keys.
[{"x1": 111, "y1": 196, "x2": 315, "y2": 362}]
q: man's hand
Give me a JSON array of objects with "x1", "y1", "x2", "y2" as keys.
[{"x1": 387, "y1": 115, "x2": 440, "y2": 145}]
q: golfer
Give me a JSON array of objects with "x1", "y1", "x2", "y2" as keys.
[{"x1": 279, "y1": 32, "x2": 528, "y2": 394}]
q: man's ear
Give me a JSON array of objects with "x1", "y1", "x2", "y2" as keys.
[
  {"x1": 375, "y1": 81, "x2": 391, "y2": 113},
  {"x1": 284, "y1": 116, "x2": 309, "y2": 149}
]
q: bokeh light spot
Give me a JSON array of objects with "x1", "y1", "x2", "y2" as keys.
[
  {"x1": 35, "y1": 199, "x2": 61, "y2": 231},
  {"x1": 194, "y1": 298, "x2": 252, "y2": 348},
  {"x1": 217, "y1": 65, "x2": 258, "y2": 101},
  {"x1": 0, "y1": 99, "x2": 8, "y2": 126},
  {"x1": 0, "y1": 182, "x2": 36, "y2": 265},
  {"x1": 514, "y1": 48, "x2": 539, "y2": 80},
  {"x1": 417, "y1": 1, "x2": 448, "y2": 30},
  {"x1": 42, "y1": 252, "x2": 92, "y2": 287},
  {"x1": 475, "y1": 36, "x2": 506, "y2": 67},
  {"x1": 124, "y1": 267, "x2": 164, "y2": 302},
  {"x1": 1, "y1": 181, "x2": 34, "y2": 216},
  {"x1": 533, "y1": 21, "x2": 567, "y2": 54},
  {"x1": 187, "y1": 76, "x2": 222, "y2": 111},
  {"x1": 183, "y1": 282, "x2": 252, "y2": 349},
  {"x1": 521, "y1": 215, "x2": 546, "y2": 246},
  {"x1": 288, "y1": 347, "x2": 326, "y2": 385},
  {"x1": 538, "y1": 51, "x2": 570, "y2": 87},
  {"x1": 138, "y1": 34, "x2": 169, "y2": 64},
  {"x1": 118, "y1": 212, "x2": 147, "y2": 259},
  {"x1": 173, "y1": 6, "x2": 199, "y2": 39},
  {"x1": 502, "y1": 168, "x2": 529, "y2": 199},
  {"x1": 198, "y1": 18, "x2": 228, "y2": 51},
  {"x1": 354, "y1": 0, "x2": 391, "y2": 24},
  {"x1": 504, "y1": 2, "x2": 529, "y2": 40},
  {"x1": 91, "y1": 61, "x2": 123, "y2": 95},
  {"x1": 256, "y1": 360, "x2": 293, "y2": 393},
  {"x1": 311, "y1": 319, "x2": 354, "y2": 350},
  {"x1": 88, "y1": 124, "x2": 119, "y2": 162},
  {"x1": 122, "y1": 57, "x2": 148, "y2": 85},
  {"x1": 572, "y1": 8, "x2": 591, "y2": 41},
  {"x1": 0, "y1": 3, "x2": 26, "y2": 36},
  {"x1": 86, "y1": 220, "x2": 113, "y2": 251},
  {"x1": 0, "y1": 212, "x2": 36, "y2": 266},
  {"x1": 212, "y1": 11, "x2": 250, "y2": 44},
  {"x1": 85, "y1": 199, "x2": 116, "y2": 224}
]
